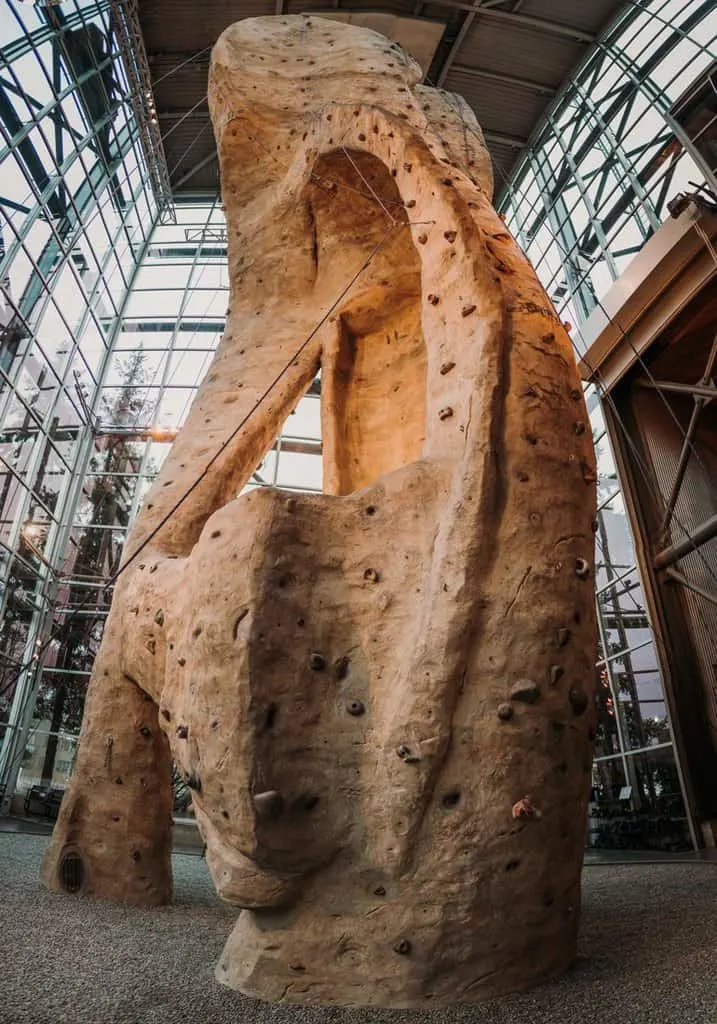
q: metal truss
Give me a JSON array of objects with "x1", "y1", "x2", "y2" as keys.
[{"x1": 108, "y1": 0, "x2": 175, "y2": 222}]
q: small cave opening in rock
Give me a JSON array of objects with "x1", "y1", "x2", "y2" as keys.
[{"x1": 59, "y1": 850, "x2": 85, "y2": 894}]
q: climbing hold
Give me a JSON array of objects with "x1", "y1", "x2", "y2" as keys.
[
  {"x1": 439, "y1": 361, "x2": 455, "y2": 375},
  {"x1": 444, "y1": 230, "x2": 457, "y2": 243},
  {"x1": 557, "y1": 628, "x2": 571, "y2": 647},
  {"x1": 176, "y1": 725, "x2": 188, "y2": 739},
  {"x1": 178, "y1": 657, "x2": 186, "y2": 667},
  {"x1": 139, "y1": 726, "x2": 152, "y2": 738},
  {"x1": 417, "y1": 233, "x2": 428, "y2": 245},
  {"x1": 497, "y1": 702, "x2": 514, "y2": 721},
  {"x1": 286, "y1": 497, "x2": 297, "y2": 513},
  {"x1": 442, "y1": 790, "x2": 461, "y2": 808},
  {"x1": 396, "y1": 744, "x2": 421, "y2": 763},
  {"x1": 568, "y1": 686, "x2": 589, "y2": 716},
  {"x1": 374, "y1": 885, "x2": 386, "y2": 896},
  {"x1": 363, "y1": 567, "x2": 379, "y2": 582},
  {"x1": 510, "y1": 680, "x2": 540, "y2": 704},
  {"x1": 516, "y1": 470, "x2": 529, "y2": 482},
  {"x1": 333, "y1": 655, "x2": 349, "y2": 681},
  {"x1": 427, "y1": 294, "x2": 440, "y2": 305},
  {"x1": 252, "y1": 790, "x2": 284, "y2": 820},
  {"x1": 575, "y1": 558, "x2": 590, "y2": 580},
  {"x1": 309, "y1": 652, "x2": 326, "y2": 671},
  {"x1": 154, "y1": 610, "x2": 164, "y2": 626},
  {"x1": 574, "y1": 421, "x2": 586, "y2": 435},
  {"x1": 549, "y1": 665, "x2": 564, "y2": 686},
  {"x1": 581, "y1": 460, "x2": 597, "y2": 484},
  {"x1": 346, "y1": 699, "x2": 365, "y2": 717},
  {"x1": 161, "y1": 708, "x2": 171, "y2": 721},
  {"x1": 405, "y1": 199, "x2": 416, "y2": 208},
  {"x1": 440, "y1": 177, "x2": 453, "y2": 186},
  {"x1": 438, "y1": 407, "x2": 453, "y2": 421},
  {"x1": 511, "y1": 796, "x2": 542, "y2": 820},
  {"x1": 145, "y1": 639, "x2": 156, "y2": 655},
  {"x1": 461, "y1": 304, "x2": 476, "y2": 317},
  {"x1": 393, "y1": 939, "x2": 412, "y2": 955}
]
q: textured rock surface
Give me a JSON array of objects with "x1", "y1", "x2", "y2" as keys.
[{"x1": 42, "y1": 15, "x2": 597, "y2": 1008}]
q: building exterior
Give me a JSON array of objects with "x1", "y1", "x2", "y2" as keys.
[{"x1": 0, "y1": 0, "x2": 715, "y2": 851}]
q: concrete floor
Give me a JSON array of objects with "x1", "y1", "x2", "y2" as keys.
[{"x1": 2, "y1": 834, "x2": 716, "y2": 1024}]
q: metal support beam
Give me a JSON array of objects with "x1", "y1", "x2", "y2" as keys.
[
  {"x1": 654, "y1": 513, "x2": 717, "y2": 570},
  {"x1": 658, "y1": 329, "x2": 717, "y2": 537},
  {"x1": 416, "y1": 1, "x2": 596, "y2": 43},
  {"x1": 635, "y1": 379, "x2": 716, "y2": 401},
  {"x1": 173, "y1": 151, "x2": 218, "y2": 190},
  {"x1": 483, "y1": 130, "x2": 527, "y2": 149},
  {"x1": 449, "y1": 64, "x2": 556, "y2": 96},
  {"x1": 664, "y1": 568, "x2": 717, "y2": 609}
]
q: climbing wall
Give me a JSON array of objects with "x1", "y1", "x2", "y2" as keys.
[{"x1": 42, "y1": 15, "x2": 598, "y2": 1007}]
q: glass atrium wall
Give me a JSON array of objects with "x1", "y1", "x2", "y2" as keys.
[
  {"x1": 0, "y1": 0, "x2": 160, "y2": 806},
  {"x1": 1, "y1": 0, "x2": 714, "y2": 851},
  {"x1": 499, "y1": 0, "x2": 717, "y2": 850}
]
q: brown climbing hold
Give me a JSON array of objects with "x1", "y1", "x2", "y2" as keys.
[
  {"x1": 574, "y1": 558, "x2": 590, "y2": 580},
  {"x1": 176, "y1": 725, "x2": 188, "y2": 739},
  {"x1": 440, "y1": 178, "x2": 453, "y2": 186},
  {"x1": 154, "y1": 610, "x2": 164, "y2": 627},
  {"x1": 286, "y1": 497, "x2": 297, "y2": 513},
  {"x1": 427, "y1": 294, "x2": 440, "y2": 305},
  {"x1": 139, "y1": 726, "x2": 152, "y2": 739},
  {"x1": 461, "y1": 304, "x2": 476, "y2": 318},
  {"x1": 393, "y1": 939, "x2": 412, "y2": 955},
  {"x1": 333, "y1": 655, "x2": 349, "y2": 681},
  {"x1": 403, "y1": 162, "x2": 412, "y2": 172},
  {"x1": 568, "y1": 686, "x2": 589, "y2": 716},
  {"x1": 557, "y1": 628, "x2": 571, "y2": 647},
  {"x1": 440, "y1": 361, "x2": 455, "y2": 375},
  {"x1": 581, "y1": 460, "x2": 597, "y2": 484},
  {"x1": 363, "y1": 567, "x2": 379, "y2": 582},
  {"x1": 574, "y1": 422, "x2": 586, "y2": 436},
  {"x1": 444, "y1": 230, "x2": 457, "y2": 243},
  {"x1": 145, "y1": 639, "x2": 156, "y2": 655},
  {"x1": 374, "y1": 885, "x2": 386, "y2": 896},
  {"x1": 512, "y1": 796, "x2": 542, "y2": 820},
  {"x1": 252, "y1": 790, "x2": 284, "y2": 820},
  {"x1": 161, "y1": 708, "x2": 171, "y2": 722},
  {"x1": 510, "y1": 680, "x2": 540, "y2": 704},
  {"x1": 309, "y1": 652, "x2": 326, "y2": 671},
  {"x1": 346, "y1": 699, "x2": 365, "y2": 717},
  {"x1": 549, "y1": 665, "x2": 564, "y2": 686},
  {"x1": 405, "y1": 199, "x2": 416, "y2": 208},
  {"x1": 438, "y1": 407, "x2": 453, "y2": 421},
  {"x1": 417, "y1": 233, "x2": 428, "y2": 244},
  {"x1": 497, "y1": 703, "x2": 514, "y2": 721},
  {"x1": 397, "y1": 744, "x2": 421, "y2": 763}
]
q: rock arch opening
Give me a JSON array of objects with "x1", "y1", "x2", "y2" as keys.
[{"x1": 305, "y1": 148, "x2": 426, "y2": 496}]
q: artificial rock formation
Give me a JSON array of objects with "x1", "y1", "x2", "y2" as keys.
[{"x1": 42, "y1": 16, "x2": 598, "y2": 1008}]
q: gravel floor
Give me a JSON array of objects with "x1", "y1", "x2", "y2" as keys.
[{"x1": 2, "y1": 834, "x2": 716, "y2": 1024}]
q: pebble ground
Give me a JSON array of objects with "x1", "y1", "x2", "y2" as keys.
[{"x1": 2, "y1": 834, "x2": 716, "y2": 1024}]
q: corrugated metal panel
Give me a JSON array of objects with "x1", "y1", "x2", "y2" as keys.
[
  {"x1": 459, "y1": 18, "x2": 586, "y2": 88},
  {"x1": 517, "y1": 0, "x2": 624, "y2": 35},
  {"x1": 445, "y1": 69, "x2": 547, "y2": 141},
  {"x1": 137, "y1": 0, "x2": 625, "y2": 194}
]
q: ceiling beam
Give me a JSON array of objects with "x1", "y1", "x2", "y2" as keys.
[
  {"x1": 449, "y1": 64, "x2": 557, "y2": 96},
  {"x1": 420, "y1": 1, "x2": 596, "y2": 43},
  {"x1": 483, "y1": 130, "x2": 527, "y2": 148},
  {"x1": 173, "y1": 151, "x2": 218, "y2": 189}
]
